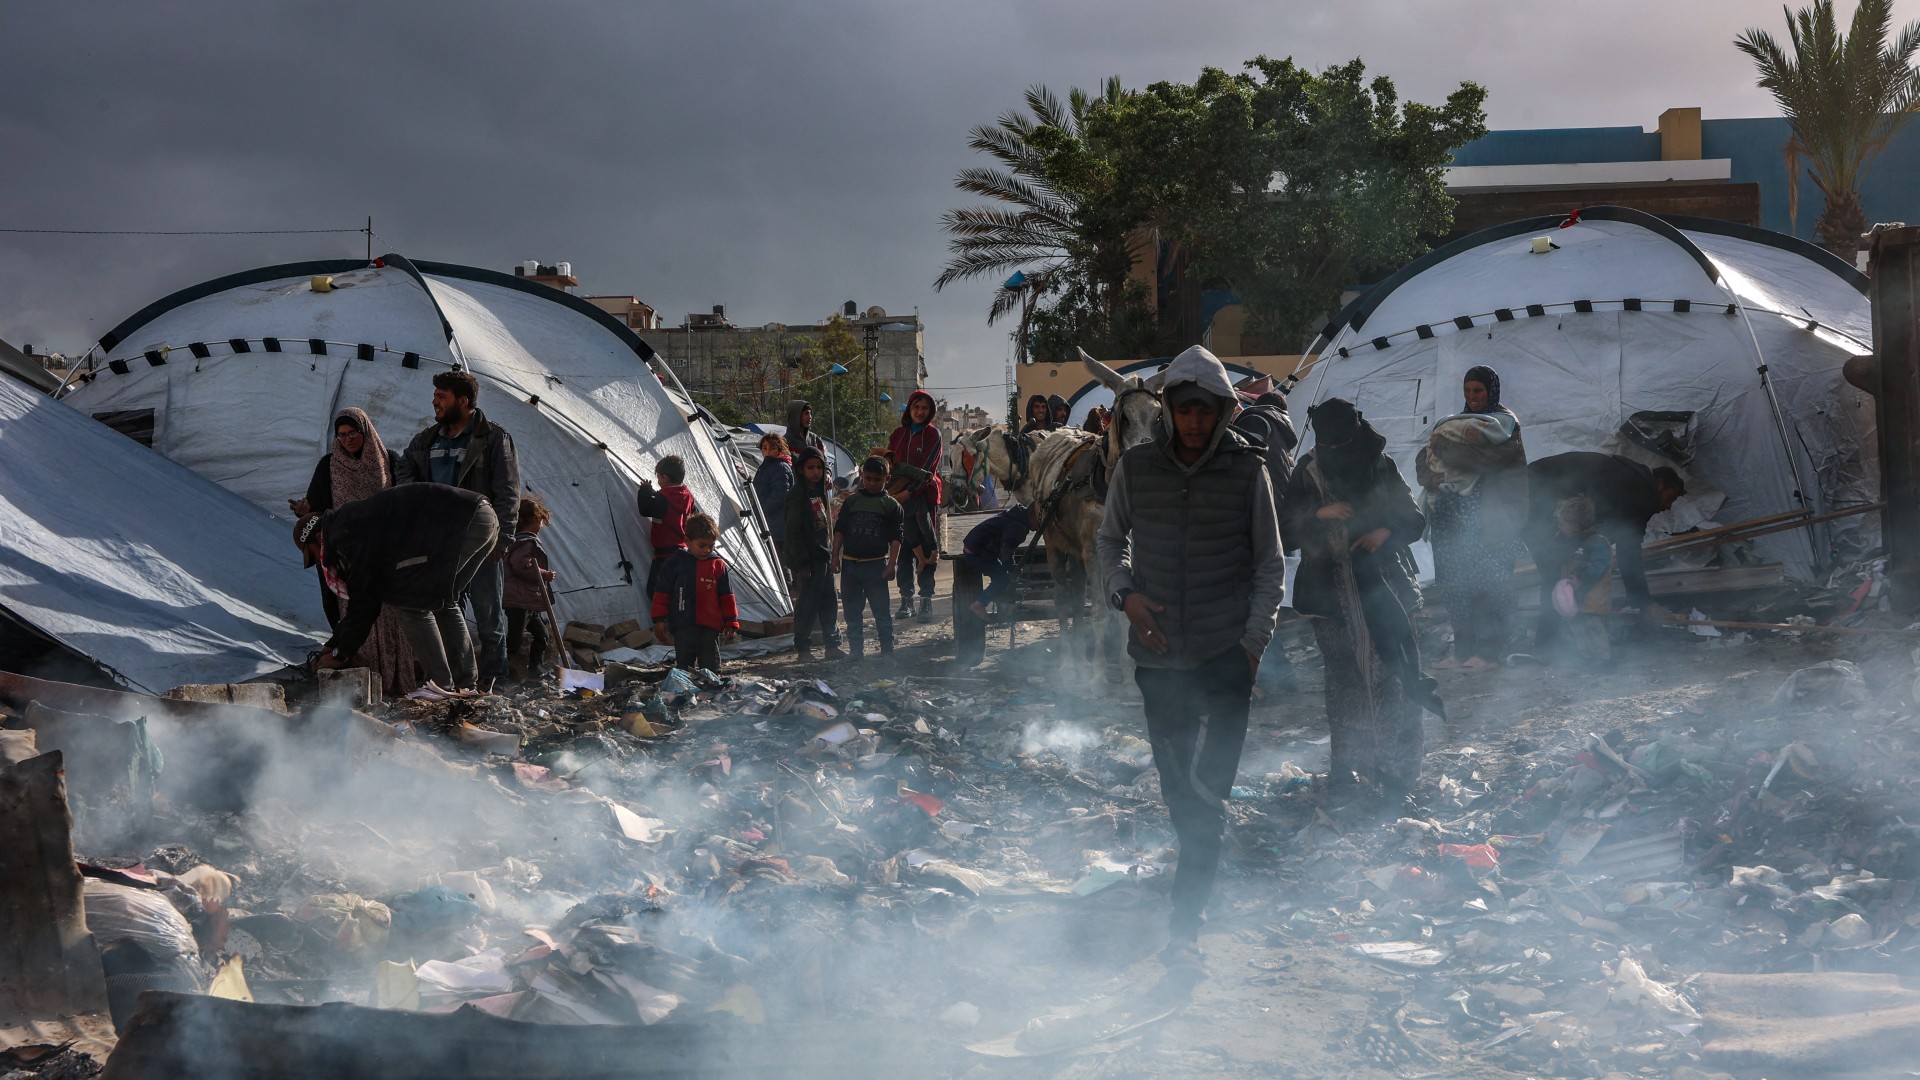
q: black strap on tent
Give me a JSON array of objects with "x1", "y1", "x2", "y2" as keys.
[{"x1": 605, "y1": 491, "x2": 634, "y2": 585}]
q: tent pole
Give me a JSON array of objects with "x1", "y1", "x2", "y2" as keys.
[{"x1": 1729, "y1": 294, "x2": 1821, "y2": 558}]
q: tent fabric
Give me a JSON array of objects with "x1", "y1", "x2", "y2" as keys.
[
  {"x1": 1301, "y1": 208, "x2": 1876, "y2": 580},
  {"x1": 0, "y1": 377, "x2": 326, "y2": 692},
  {"x1": 63, "y1": 257, "x2": 791, "y2": 627}
]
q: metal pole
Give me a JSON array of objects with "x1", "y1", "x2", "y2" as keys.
[{"x1": 365, "y1": 216, "x2": 372, "y2": 261}]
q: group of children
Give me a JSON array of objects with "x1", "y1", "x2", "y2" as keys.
[{"x1": 497, "y1": 390, "x2": 1054, "y2": 679}]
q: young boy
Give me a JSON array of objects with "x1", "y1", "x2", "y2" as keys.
[
  {"x1": 784, "y1": 447, "x2": 847, "y2": 662},
  {"x1": 832, "y1": 457, "x2": 903, "y2": 662},
  {"x1": 963, "y1": 503, "x2": 1031, "y2": 622},
  {"x1": 1554, "y1": 495, "x2": 1615, "y2": 669},
  {"x1": 651, "y1": 513, "x2": 739, "y2": 673},
  {"x1": 503, "y1": 495, "x2": 558, "y2": 682},
  {"x1": 636, "y1": 456, "x2": 697, "y2": 599}
]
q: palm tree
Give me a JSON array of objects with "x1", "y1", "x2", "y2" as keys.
[
  {"x1": 934, "y1": 80, "x2": 1127, "y2": 359},
  {"x1": 1737, "y1": 0, "x2": 1920, "y2": 257}
]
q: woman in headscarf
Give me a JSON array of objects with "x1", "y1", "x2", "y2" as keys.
[
  {"x1": 1416, "y1": 366, "x2": 1528, "y2": 672},
  {"x1": 295, "y1": 408, "x2": 418, "y2": 696},
  {"x1": 1284, "y1": 398, "x2": 1437, "y2": 798}
]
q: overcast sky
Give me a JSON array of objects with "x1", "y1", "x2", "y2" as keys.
[{"x1": 4, "y1": 1, "x2": 1913, "y2": 409}]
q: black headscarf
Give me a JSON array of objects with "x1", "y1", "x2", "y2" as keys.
[
  {"x1": 1308, "y1": 398, "x2": 1387, "y2": 499},
  {"x1": 1463, "y1": 365, "x2": 1501, "y2": 412}
]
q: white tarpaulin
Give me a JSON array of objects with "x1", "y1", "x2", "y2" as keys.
[
  {"x1": 1298, "y1": 209, "x2": 1877, "y2": 579},
  {"x1": 0, "y1": 377, "x2": 326, "y2": 691},
  {"x1": 62, "y1": 257, "x2": 791, "y2": 627}
]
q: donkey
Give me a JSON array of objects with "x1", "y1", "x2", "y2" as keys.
[{"x1": 960, "y1": 353, "x2": 1166, "y2": 681}]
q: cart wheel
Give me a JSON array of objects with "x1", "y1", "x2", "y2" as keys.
[{"x1": 953, "y1": 559, "x2": 985, "y2": 667}]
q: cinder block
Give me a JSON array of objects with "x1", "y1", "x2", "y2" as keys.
[
  {"x1": 315, "y1": 667, "x2": 380, "y2": 709},
  {"x1": 162, "y1": 683, "x2": 289, "y2": 712},
  {"x1": 605, "y1": 619, "x2": 644, "y2": 640},
  {"x1": 562, "y1": 623, "x2": 605, "y2": 647}
]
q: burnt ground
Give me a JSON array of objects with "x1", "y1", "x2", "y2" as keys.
[
  {"x1": 27, "y1": 573, "x2": 1920, "y2": 1079},
  {"x1": 715, "y1": 597, "x2": 1920, "y2": 1079}
]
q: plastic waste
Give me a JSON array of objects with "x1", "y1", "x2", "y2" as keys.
[
  {"x1": 83, "y1": 879, "x2": 204, "y2": 986},
  {"x1": 1770, "y1": 659, "x2": 1869, "y2": 715},
  {"x1": 388, "y1": 885, "x2": 481, "y2": 940}
]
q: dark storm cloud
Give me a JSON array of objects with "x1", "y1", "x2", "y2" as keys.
[{"x1": 3, "y1": 1, "x2": 1914, "y2": 407}]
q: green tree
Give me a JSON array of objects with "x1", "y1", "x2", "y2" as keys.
[
  {"x1": 938, "y1": 59, "x2": 1485, "y2": 360},
  {"x1": 1078, "y1": 57, "x2": 1485, "y2": 348},
  {"x1": 1737, "y1": 0, "x2": 1920, "y2": 257}
]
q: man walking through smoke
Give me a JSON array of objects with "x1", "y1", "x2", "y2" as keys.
[{"x1": 1096, "y1": 345, "x2": 1287, "y2": 967}]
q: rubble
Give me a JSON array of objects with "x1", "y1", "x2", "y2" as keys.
[{"x1": 8, "y1": 582, "x2": 1920, "y2": 1076}]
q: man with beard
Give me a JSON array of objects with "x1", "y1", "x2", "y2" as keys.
[{"x1": 397, "y1": 369, "x2": 521, "y2": 690}]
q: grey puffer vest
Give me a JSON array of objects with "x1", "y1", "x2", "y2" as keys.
[{"x1": 1119, "y1": 431, "x2": 1266, "y2": 669}]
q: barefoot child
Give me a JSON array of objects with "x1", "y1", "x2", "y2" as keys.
[{"x1": 651, "y1": 513, "x2": 739, "y2": 673}]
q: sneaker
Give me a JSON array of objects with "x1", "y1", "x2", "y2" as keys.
[
  {"x1": 1158, "y1": 937, "x2": 1205, "y2": 971},
  {"x1": 824, "y1": 644, "x2": 849, "y2": 661},
  {"x1": 795, "y1": 647, "x2": 817, "y2": 663}
]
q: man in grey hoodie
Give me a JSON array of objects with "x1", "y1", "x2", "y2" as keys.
[
  {"x1": 1096, "y1": 345, "x2": 1287, "y2": 967},
  {"x1": 785, "y1": 399, "x2": 826, "y2": 457}
]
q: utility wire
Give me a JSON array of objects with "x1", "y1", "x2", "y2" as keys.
[{"x1": 0, "y1": 226, "x2": 364, "y2": 236}]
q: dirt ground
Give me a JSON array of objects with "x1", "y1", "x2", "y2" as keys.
[{"x1": 719, "y1": 563, "x2": 1920, "y2": 1079}]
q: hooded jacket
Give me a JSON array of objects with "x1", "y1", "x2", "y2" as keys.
[
  {"x1": 886, "y1": 389, "x2": 943, "y2": 505},
  {"x1": 1095, "y1": 346, "x2": 1287, "y2": 669},
  {"x1": 1021, "y1": 394, "x2": 1051, "y2": 434},
  {"x1": 320, "y1": 484, "x2": 494, "y2": 660},
  {"x1": 783, "y1": 449, "x2": 834, "y2": 570},
  {"x1": 752, "y1": 453, "x2": 794, "y2": 538},
  {"x1": 397, "y1": 407, "x2": 521, "y2": 531},
  {"x1": 1046, "y1": 394, "x2": 1070, "y2": 429},
  {"x1": 1231, "y1": 390, "x2": 1298, "y2": 505},
  {"x1": 785, "y1": 400, "x2": 826, "y2": 456}
]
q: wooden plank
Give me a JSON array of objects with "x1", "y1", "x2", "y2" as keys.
[
  {"x1": 1517, "y1": 562, "x2": 1785, "y2": 598},
  {"x1": 1643, "y1": 508, "x2": 1812, "y2": 553},
  {"x1": 1653, "y1": 502, "x2": 1884, "y2": 559},
  {"x1": 0, "y1": 752, "x2": 108, "y2": 1025}
]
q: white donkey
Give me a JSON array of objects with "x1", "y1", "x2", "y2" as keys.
[{"x1": 960, "y1": 351, "x2": 1166, "y2": 681}]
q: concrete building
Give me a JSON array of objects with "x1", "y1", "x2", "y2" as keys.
[
  {"x1": 582, "y1": 295, "x2": 663, "y2": 332},
  {"x1": 636, "y1": 302, "x2": 926, "y2": 422},
  {"x1": 1445, "y1": 106, "x2": 1920, "y2": 246}
]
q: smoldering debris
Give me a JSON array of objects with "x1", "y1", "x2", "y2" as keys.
[
  {"x1": 15, "y1": 603, "x2": 1920, "y2": 1077},
  {"x1": 1, "y1": 664, "x2": 1212, "y2": 1076}
]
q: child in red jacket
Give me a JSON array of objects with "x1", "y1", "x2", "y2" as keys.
[
  {"x1": 650, "y1": 513, "x2": 739, "y2": 673},
  {"x1": 886, "y1": 389, "x2": 943, "y2": 621},
  {"x1": 637, "y1": 455, "x2": 698, "y2": 600}
]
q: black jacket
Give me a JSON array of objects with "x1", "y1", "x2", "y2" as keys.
[
  {"x1": 396, "y1": 407, "x2": 521, "y2": 531},
  {"x1": 304, "y1": 450, "x2": 404, "y2": 514},
  {"x1": 783, "y1": 480, "x2": 833, "y2": 570},
  {"x1": 320, "y1": 484, "x2": 493, "y2": 660},
  {"x1": 1281, "y1": 451, "x2": 1424, "y2": 621}
]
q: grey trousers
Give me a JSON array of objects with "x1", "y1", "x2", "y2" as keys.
[{"x1": 393, "y1": 502, "x2": 499, "y2": 690}]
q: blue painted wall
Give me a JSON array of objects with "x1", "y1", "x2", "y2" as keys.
[{"x1": 1454, "y1": 117, "x2": 1920, "y2": 240}]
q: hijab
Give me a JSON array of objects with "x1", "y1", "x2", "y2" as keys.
[
  {"x1": 329, "y1": 407, "x2": 392, "y2": 506},
  {"x1": 1308, "y1": 398, "x2": 1387, "y2": 499},
  {"x1": 1463, "y1": 365, "x2": 1501, "y2": 412}
]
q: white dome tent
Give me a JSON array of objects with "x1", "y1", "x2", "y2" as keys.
[
  {"x1": 62, "y1": 255, "x2": 791, "y2": 628},
  {"x1": 1298, "y1": 207, "x2": 1877, "y2": 580}
]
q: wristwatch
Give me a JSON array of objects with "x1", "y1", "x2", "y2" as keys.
[{"x1": 1109, "y1": 587, "x2": 1134, "y2": 611}]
